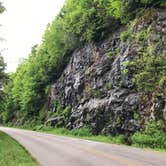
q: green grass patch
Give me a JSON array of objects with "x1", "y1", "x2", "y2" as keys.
[
  {"x1": 0, "y1": 131, "x2": 38, "y2": 166},
  {"x1": 33, "y1": 125, "x2": 126, "y2": 145},
  {"x1": 131, "y1": 122, "x2": 166, "y2": 151},
  {"x1": 33, "y1": 125, "x2": 166, "y2": 151}
]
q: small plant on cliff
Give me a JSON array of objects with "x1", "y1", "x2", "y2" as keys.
[
  {"x1": 104, "y1": 82, "x2": 113, "y2": 91},
  {"x1": 120, "y1": 29, "x2": 132, "y2": 42},
  {"x1": 53, "y1": 103, "x2": 72, "y2": 118},
  {"x1": 134, "y1": 26, "x2": 152, "y2": 44},
  {"x1": 84, "y1": 86, "x2": 104, "y2": 99},
  {"x1": 105, "y1": 51, "x2": 115, "y2": 58}
]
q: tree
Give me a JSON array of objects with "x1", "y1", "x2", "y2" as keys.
[
  {"x1": 0, "y1": 55, "x2": 6, "y2": 89},
  {"x1": 0, "y1": 1, "x2": 6, "y2": 88},
  {"x1": 0, "y1": 2, "x2": 6, "y2": 90},
  {"x1": 0, "y1": 2, "x2": 6, "y2": 123},
  {"x1": 0, "y1": 2, "x2": 5, "y2": 13}
]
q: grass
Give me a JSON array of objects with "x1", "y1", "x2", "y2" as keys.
[
  {"x1": 33, "y1": 125, "x2": 126, "y2": 145},
  {"x1": 131, "y1": 122, "x2": 166, "y2": 151},
  {"x1": 0, "y1": 131, "x2": 38, "y2": 166},
  {"x1": 33, "y1": 125, "x2": 166, "y2": 152}
]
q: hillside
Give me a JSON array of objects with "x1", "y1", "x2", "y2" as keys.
[
  {"x1": 49, "y1": 8, "x2": 166, "y2": 136},
  {"x1": 0, "y1": 0, "x2": 166, "y2": 149}
]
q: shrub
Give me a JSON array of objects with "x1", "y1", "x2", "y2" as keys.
[
  {"x1": 70, "y1": 127, "x2": 92, "y2": 137},
  {"x1": 131, "y1": 122, "x2": 166, "y2": 150}
]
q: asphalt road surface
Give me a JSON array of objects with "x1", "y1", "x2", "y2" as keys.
[{"x1": 0, "y1": 127, "x2": 166, "y2": 166}]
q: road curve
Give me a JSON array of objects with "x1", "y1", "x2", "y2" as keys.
[{"x1": 0, "y1": 127, "x2": 166, "y2": 166}]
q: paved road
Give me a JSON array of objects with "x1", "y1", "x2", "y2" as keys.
[{"x1": 0, "y1": 127, "x2": 166, "y2": 166}]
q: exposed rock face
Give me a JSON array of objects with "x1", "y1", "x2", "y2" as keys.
[{"x1": 49, "y1": 9, "x2": 166, "y2": 136}]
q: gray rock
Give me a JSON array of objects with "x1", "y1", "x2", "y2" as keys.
[
  {"x1": 48, "y1": 9, "x2": 166, "y2": 136},
  {"x1": 46, "y1": 117, "x2": 64, "y2": 127}
]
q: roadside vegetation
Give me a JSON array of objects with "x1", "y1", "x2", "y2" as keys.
[
  {"x1": 131, "y1": 122, "x2": 166, "y2": 151},
  {"x1": 37, "y1": 124, "x2": 166, "y2": 151},
  {"x1": 33, "y1": 126, "x2": 126, "y2": 145},
  {"x1": 9, "y1": 124, "x2": 165, "y2": 152},
  {"x1": 0, "y1": 131, "x2": 38, "y2": 166}
]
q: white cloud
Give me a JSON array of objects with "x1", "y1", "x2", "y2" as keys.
[{"x1": 0, "y1": 0, "x2": 66, "y2": 72}]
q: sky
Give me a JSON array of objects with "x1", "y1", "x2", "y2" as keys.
[{"x1": 0, "y1": 0, "x2": 66, "y2": 72}]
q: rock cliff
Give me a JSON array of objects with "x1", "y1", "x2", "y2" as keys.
[{"x1": 48, "y1": 9, "x2": 166, "y2": 136}]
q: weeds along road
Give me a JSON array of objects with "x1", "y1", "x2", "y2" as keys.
[{"x1": 0, "y1": 127, "x2": 166, "y2": 166}]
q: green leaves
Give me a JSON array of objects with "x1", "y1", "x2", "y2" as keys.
[
  {"x1": 62, "y1": 0, "x2": 120, "y2": 42},
  {"x1": 0, "y1": 55, "x2": 6, "y2": 120},
  {"x1": 0, "y1": 56, "x2": 6, "y2": 88},
  {"x1": 0, "y1": 2, "x2": 5, "y2": 13},
  {"x1": 131, "y1": 121, "x2": 166, "y2": 150},
  {"x1": 2, "y1": 0, "x2": 166, "y2": 124}
]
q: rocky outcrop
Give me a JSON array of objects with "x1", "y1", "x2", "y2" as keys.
[{"x1": 49, "y1": 9, "x2": 166, "y2": 136}]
